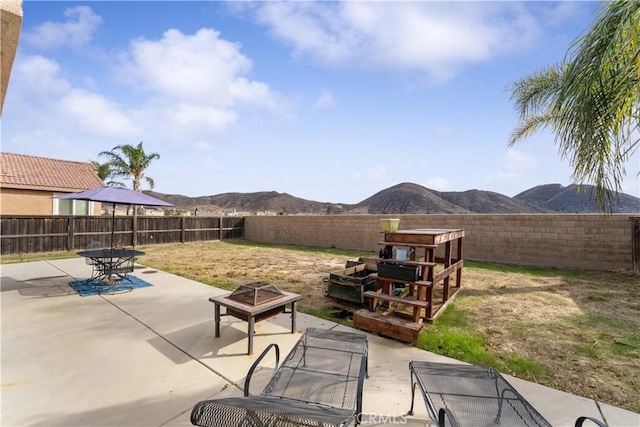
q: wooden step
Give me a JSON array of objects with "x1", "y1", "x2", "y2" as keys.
[
  {"x1": 370, "y1": 274, "x2": 432, "y2": 287},
  {"x1": 378, "y1": 242, "x2": 438, "y2": 249},
  {"x1": 354, "y1": 309, "x2": 422, "y2": 343},
  {"x1": 368, "y1": 258, "x2": 437, "y2": 267},
  {"x1": 363, "y1": 291, "x2": 429, "y2": 308}
]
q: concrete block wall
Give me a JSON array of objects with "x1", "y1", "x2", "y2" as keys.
[{"x1": 244, "y1": 214, "x2": 637, "y2": 271}]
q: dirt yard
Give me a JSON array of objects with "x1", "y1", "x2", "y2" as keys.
[{"x1": 139, "y1": 240, "x2": 640, "y2": 413}]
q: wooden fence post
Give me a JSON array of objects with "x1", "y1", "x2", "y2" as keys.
[
  {"x1": 132, "y1": 208, "x2": 138, "y2": 248},
  {"x1": 632, "y1": 218, "x2": 639, "y2": 274},
  {"x1": 67, "y1": 216, "x2": 74, "y2": 251},
  {"x1": 181, "y1": 216, "x2": 186, "y2": 243}
]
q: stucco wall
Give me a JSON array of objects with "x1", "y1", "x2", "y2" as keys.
[
  {"x1": 1, "y1": 0, "x2": 23, "y2": 116},
  {"x1": 0, "y1": 188, "x2": 101, "y2": 215},
  {"x1": 244, "y1": 214, "x2": 636, "y2": 271}
]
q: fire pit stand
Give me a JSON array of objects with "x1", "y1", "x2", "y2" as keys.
[{"x1": 209, "y1": 282, "x2": 301, "y2": 355}]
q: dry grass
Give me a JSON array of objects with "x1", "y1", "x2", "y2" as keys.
[{"x1": 138, "y1": 240, "x2": 639, "y2": 413}]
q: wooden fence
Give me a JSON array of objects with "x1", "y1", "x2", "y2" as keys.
[{"x1": 0, "y1": 215, "x2": 244, "y2": 255}]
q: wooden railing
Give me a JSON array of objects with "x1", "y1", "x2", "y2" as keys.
[{"x1": 0, "y1": 215, "x2": 244, "y2": 255}]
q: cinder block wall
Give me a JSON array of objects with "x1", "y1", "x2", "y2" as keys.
[{"x1": 244, "y1": 214, "x2": 637, "y2": 271}]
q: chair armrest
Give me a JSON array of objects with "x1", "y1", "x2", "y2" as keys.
[
  {"x1": 438, "y1": 407, "x2": 460, "y2": 427},
  {"x1": 575, "y1": 416, "x2": 607, "y2": 427},
  {"x1": 243, "y1": 343, "x2": 280, "y2": 396}
]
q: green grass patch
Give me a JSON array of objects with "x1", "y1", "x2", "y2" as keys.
[
  {"x1": 1, "y1": 251, "x2": 77, "y2": 264},
  {"x1": 417, "y1": 328, "x2": 497, "y2": 366},
  {"x1": 502, "y1": 355, "x2": 548, "y2": 379},
  {"x1": 466, "y1": 261, "x2": 583, "y2": 279},
  {"x1": 417, "y1": 306, "x2": 497, "y2": 365},
  {"x1": 418, "y1": 305, "x2": 548, "y2": 380},
  {"x1": 220, "y1": 239, "x2": 371, "y2": 258},
  {"x1": 571, "y1": 312, "x2": 622, "y2": 331},
  {"x1": 585, "y1": 293, "x2": 610, "y2": 302}
]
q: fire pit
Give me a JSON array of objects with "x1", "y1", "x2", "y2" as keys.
[
  {"x1": 227, "y1": 281, "x2": 285, "y2": 306},
  {"x1": 209, "y1": 282, "x2": 301, "y2": 354}
]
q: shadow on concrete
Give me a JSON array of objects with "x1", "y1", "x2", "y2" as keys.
[{"x1": 0, "y1": 275, "x2": 77, "y2": 297}]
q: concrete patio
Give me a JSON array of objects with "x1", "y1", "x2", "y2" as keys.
[{"x1": 1, "y1": 258, "x2": 638, "y2": 427}]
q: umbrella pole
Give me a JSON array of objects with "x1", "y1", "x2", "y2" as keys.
[{"x1": 111, "y1": 203, "x2": 116, "y2": 250}]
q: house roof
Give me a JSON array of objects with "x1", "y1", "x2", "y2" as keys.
[{"x1": 0, "y1": 152, "x2": 105, "y2": 192}]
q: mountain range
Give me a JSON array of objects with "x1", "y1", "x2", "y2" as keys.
[{"x1": 146, "y1": 182, "x2": 640, "y2": 215}]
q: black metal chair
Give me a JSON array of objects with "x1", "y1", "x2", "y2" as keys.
[
  {"x1": 191, "y1": 328, "x2": 369, "y2": 427},
  {"x1": 83, "y1": 241, "x2": 105, "y2": 284},
  {"x1": 86, "y1": 248, "x2": 134, "y2": 294},
  {"x1": 407, "y1": 361, "x2": 607, "y2": 427}
]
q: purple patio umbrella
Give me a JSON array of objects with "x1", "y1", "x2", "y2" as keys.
[{"x1": 56, "y1": 187, "x2": 173, "y2": 249}]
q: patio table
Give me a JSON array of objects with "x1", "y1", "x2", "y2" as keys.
[{"x1": 77, "y1": 248, "x2": 144, "y2": 284}]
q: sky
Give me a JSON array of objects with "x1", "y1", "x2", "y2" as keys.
[{"x1": 3, "y1": 1, "x2": 640, "y2": 204}]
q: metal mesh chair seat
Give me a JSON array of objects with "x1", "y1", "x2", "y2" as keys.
[
  {"x1": 191, "y1": 328, "x2": 369, "y2": 427},
  {"x1": 408, "y1": 362, "x2": 606, "y2": 427},
  {"x1": 191, "y1": 396, "x2": 356, "y2": 427},
  {"x1": 410, "y1": 362, "x2": 550, "y2": 427},
  {"x1": 263, "y1": 329, "x2": 367, "y2": 409},
  {"x1": 102, "y1": 255, "x2": 134, "y2": 280}
]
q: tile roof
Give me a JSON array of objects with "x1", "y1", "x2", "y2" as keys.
[{"x1": 0, "y1": 152, "x2": 105, "y2": 192}]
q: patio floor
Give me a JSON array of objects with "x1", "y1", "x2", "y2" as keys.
[{"x1": 1, "y1": 258, "x2": 638, "y2": 426}]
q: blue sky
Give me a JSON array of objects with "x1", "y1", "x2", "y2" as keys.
[{"x1": 4, "y1": 1, "x2": 639, "y2": 203}]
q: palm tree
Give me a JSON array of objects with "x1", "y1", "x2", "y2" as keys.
[
  {"x1": 90, "y1": 160, "x2": 125, "y2": 187},
  {"x1": 98, "y1": 142, "x2": 160, "y2": 192},
  {"x1": 507, "y1": 0, "x2": 640, "y2": 212}
]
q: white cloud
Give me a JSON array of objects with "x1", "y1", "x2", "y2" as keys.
[
  {"x1": 433, "y1": 122, "x2": 455, "y2": 137},
  {"x1": 6, "y1": 19, "x2": 295, "y2": 163},
  {"x1": 22, "y1": 6, "x2": 102, "y2": 50},
  {"x1": 488, "y1": 171, "x2": 519, "y2": 186},
  {"x1": 487, "y1": 148, "x2": 543, "y2": 194},
  {"x1": 353, "y1": 165, "x2": 387, "y2": 183},
  {"x1": 502, "y1": 149, "x2": 540, "y2": 172},
  {"x1": 248, "y1": 2, "x2": 541, "y2": 81},
  {"x1": 313, "y1": 88, "x2": 335, "y2": 109},
  {"x1": 11, "y1": 54, "x2": 71, "y2": 97},
  {"x1": 201, "y1": 156, "x2": 220, "y2": 172},
  {"x1": 424, "y1": 178, "x2": 451, "y2": 191},
  {"x1": 58, "y1": 89, "x2": 136, "y2": 139},
  {"x1": 119, "y1": 28, "x2": 282, "y2": 111}
]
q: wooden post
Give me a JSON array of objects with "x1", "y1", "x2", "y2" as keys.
[
  {"x1": 132, "y1": 207, "x2": 138, "y2": 248},
  {"x1": 456, "y1": 237, "x2": 464, "y2": 286},
  {"x1": 443, "y1": 241, "x2": 451, "y2": 300},
  {"x1": 67, "y1": 216, "x2": 74, "y2": 251},
  {"x1": 181, "y1": 216, "x2": 186, "y2": 243},
  {"x1": 632, "y1": 218, "x2": 639, "y2": 274}
]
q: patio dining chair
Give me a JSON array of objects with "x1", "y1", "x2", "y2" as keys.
[
  {"x1": 88, "y1": 248, "x2": 136, "y2": 294},
  {"x1": 190, "y1": 327, "x2": 369, "y2": 427},
  {"x1": 102, "y1": 249, "x2": 135, "y2": 282},
  {"x1": 407, "y1": 361, "x2": 607, "y2": 427},
  {"x1": 83, "y1": 241, "x2": 105, "y2": 283}
]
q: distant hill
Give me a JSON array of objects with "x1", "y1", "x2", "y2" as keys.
[
  {"x1": 146, "y1": 182, "x2": 640, "y2": 215},
  {"x1": 351, "y1": 183, "x2": 470, "y2": 214},
  {"x1": 434, "y1": 189, "x2": 547, "y2": 213},
  {"x1": 146, "y1": 190, "x2": 338, "y2": 215},
  {"x1": 206, "y1": 191, "x2": 337, "y2": 214},
  {"x1": 514, "y1": 184, "x2": 640, "y2": 213}
]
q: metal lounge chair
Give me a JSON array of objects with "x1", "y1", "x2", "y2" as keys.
[
  {"x1": 407, "y1": 361, "x2": 607, "y2": 427},
  {"x1": 191, "y1": 327, "x2": 369, "y2": 427}
]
